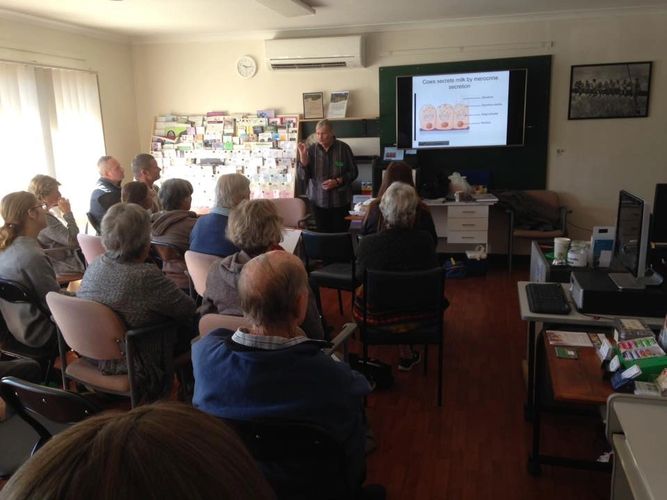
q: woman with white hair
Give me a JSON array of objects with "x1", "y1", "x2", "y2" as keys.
[
  {"x1": 354, "y1": 182, "x2": 440, "y2": 371},
  {"x1": 189, "y1": 173, "x2": 250, "y2": 257},
  {"x1": 199, "y1": 199, "x2": 324, "y2": 340},
  {"x1": 77, "y1": 203, "x2": 196, "y2": 374}
]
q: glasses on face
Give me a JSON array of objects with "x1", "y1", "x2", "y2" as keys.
[{"x1": 30, "y1": 203, "x2": 48, "y2": 211}]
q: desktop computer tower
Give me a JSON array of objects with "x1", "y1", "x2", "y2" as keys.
[{"x1": 653, "y1": 183, "x2": 667, "y2": 245}]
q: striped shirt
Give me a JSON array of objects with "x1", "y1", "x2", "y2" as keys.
[
  {"x1": 297, "y1": 138, "x2": 358, "y2": 208},
  {"x1": 231, "y1": 328, "x2": 310, "y2": 350}
]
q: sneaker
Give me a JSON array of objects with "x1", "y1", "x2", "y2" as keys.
[{"x1": 397, "y1": 351, "x2": 421, "y2": 371}]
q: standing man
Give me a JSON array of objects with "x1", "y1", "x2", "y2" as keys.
[
  {"x1": 131, "y1": 153, "x2": 162, "y2": 213},
  {"x1": 89, "y1": 155, "x2": 124, "y2": 233},
  {"x1": 297, "y1": 119, "x2": 358, "y2": 233}
]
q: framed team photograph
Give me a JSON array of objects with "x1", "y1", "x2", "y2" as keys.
[{"x1": 568, "y1": 61, "x2": 652, "y2": 120}]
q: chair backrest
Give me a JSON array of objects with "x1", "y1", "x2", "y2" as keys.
[
  {"x1": 523, "y1": 190, "x2": 561, "y2": 211},
  {"x1": 270, "y1": 198, "x2": 307, "y2": 229},
  {"x1": 77, "y1": 234, "x2": 105, "y2": 265},
  {"x1": 0, "y1": 376, "x2": 101, "y2": 454},
  {"x1": 86, "y1": 212, "x2": 101, "y2": 235},
  {"x1": 199, "y1": 313, "x2": 250, "y2": 336},
  {"x1": 301, "y1": 231, "x2": 355, "y2": 265},
  {"x1": 0, "y1": 278, "x2": 49, "y2": 317},
  {"x1": 46, "y1": 292, "x2": 126, "y2": 360},
  {"x1": 223, "y1": 418, "x2": 351, "y2": 500},
  {"x1": 184, "y1": 250, "x2": 220, "y2": 296},
  {"x1": 364, "y1": 267, "x2": 445, "y2": 321}
]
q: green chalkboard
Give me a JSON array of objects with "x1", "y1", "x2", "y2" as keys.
[{"x1": 378, "y1": 55, "x2": 552, "y2": 190}]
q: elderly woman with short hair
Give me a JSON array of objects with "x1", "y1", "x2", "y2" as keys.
[
  {"x1": 28, "y1": 174, "x2": 85, "y2": 275},
  {"x1": 77, "y1": 203, "x2": 196, "y2": 374},
  {"x1": 189, "y1": 173, "x2": 250, "y2": 257},
  {"x1": 199, "y1": 199, "x2": 324, "y2": 340},
  {"x1": 354, "y1": 182, "x2": 441, "y2": 371},
  {"x1": 151, "y1": 178, "x2": 197, "y2": 288}
]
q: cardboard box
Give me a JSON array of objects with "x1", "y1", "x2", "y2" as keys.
[{"x1": 590, "y1": 226, "x2": 615, "y2": 268}]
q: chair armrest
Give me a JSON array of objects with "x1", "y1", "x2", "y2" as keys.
[
  {"x1": 323, "y1": 322, "x2": 357, "y2": 357},
  {"x1": 559, "y1": 207, "x2": 572, "y2": 235},
  {"x1": 297, "y1": 216, "x2": 310, "y2": 229}
]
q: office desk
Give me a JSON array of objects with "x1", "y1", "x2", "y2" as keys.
[
  {"x1": 516, "y1": 281, "x2": 663, "y2": 421},
  {"x1": 528, "y1": 331, "x2": 615, "y2": 475},
  {"x1": 424, "y1": 194, "x2": 498, "y2": 253},
  {"x1": 606, "y1": 394, "x2": 667, "y2": 500}
]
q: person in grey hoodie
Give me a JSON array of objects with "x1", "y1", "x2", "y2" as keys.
[
  {"x1": 198, "y1": 199, "x2": 324, "y2": 340},
  {"x1": 151, "y1": 179, "x2": 198, "y2": 289}
]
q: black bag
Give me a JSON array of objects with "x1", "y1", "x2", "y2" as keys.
[{"x1": 348, "y1": 353, "x2": 394, "y2": 390}]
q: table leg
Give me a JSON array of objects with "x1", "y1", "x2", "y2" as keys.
[
  {"x1": 524, "y1": 321, "x2": 536, "y2": 421},
  {"x1": 527, "y1": 332, "x2": 543, "y2": 476}
]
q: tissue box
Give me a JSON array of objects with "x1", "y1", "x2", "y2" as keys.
[{"x1": 590, "y1": 226, "x2": 615, "y2": 268}]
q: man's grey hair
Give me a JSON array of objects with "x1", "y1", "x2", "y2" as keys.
[
  {"x1": 131, "y1": 153, "x2": 155, "y2": 179},
  {"x1": 379, "y1": 182, "x2": 418, "y2": 229},
  {"x1": 214, "y1": 173, "x2": 250, "y2": 209},
  {"x1": 101, "y1": 202, "x2": 151, "y2": 262},
  {"x1": 159, "y1": 178, "x2": 193, "y2": 211},
  {"x1": 238, "y1": 252, "x2": 308, "y2": 328},
  {"x1": 226, "y1": 199, "x2": 282, "y2": 256},
  {"x1": 97, "y1": 155, "x2": 113, "y2": 176},
  {"x1": 315, "y1": 119, "x2": 333, "y2": 131}
]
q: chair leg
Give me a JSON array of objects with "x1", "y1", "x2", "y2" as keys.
[
  {"x1": 437, "y1": 342, "x2": 444, "y2": 407},
  {"x1": 423, "y1": 344, "x2": 428, "y2": 375},
  {"x1": 363, "y1": 342, "x2": 369, "y2": 407},
  {"x1": 337, "y1": 290, "x2": 343, "y2": 315}
]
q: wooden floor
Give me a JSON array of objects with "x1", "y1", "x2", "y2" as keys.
[{"x1": 320, "y1": 263, "x2": 611, "y2": 500}]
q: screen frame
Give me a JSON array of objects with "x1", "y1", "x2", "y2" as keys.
[{"x1": 613, "y1": 190, "x2": 651, "y2": 278}]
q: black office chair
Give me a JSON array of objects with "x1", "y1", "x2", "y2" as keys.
[
  {"x1": 86, "y1": 212, "x2": 101, "y2": 236},
  {"x1": 357, "y1": 267, "x2": 446, "y2": 406},
  {"x1": 0, "y1": 376, "x2": 101, "y2": 456},
  {"x1": 0, "y1": 278, "x2": 58, "y2": 383},
  {"x1": 223, "y1": 418, "x2": 362, "y2": 500},
  {"x1": 300, "y1": 231, "x2": 357, "y2": 317}
]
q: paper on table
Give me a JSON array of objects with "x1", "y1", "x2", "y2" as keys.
[
  {"x1": 281, "y1": 228, "x2": 302, "y2": 254},
  {"x1": 546, "y1": 330, "x2": 594, "y2": 347}
]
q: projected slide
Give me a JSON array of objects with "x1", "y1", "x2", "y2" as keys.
[{"x1": 412, "y1": 70, "x2": 510, "y2": 148}]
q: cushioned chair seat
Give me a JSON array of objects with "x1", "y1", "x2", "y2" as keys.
[
  {"x1": 65, "y1": 359, "x2": 130, "y2": 394},
  {"x1": 309, "y1": 263, "x2": 356, "y2": 289}
]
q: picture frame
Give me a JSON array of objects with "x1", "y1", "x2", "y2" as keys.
[
  {"x1": 302, "y1": 92, "x2": 324, "y2": 119},
  {"x1": 327, "y1": 90, "x2": 349, "y2": 118},
  {"x1": 568, "y1": 61, "x2": 652, "y2": 120}
]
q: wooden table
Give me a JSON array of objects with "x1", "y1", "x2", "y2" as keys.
[{"x1": 528, "y1": 332, "x2": 614, "y2": 475}]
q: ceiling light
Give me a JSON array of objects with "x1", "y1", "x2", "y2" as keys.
[{"x1": 255, "y1": 0, "x2": 315, "y2": 17}]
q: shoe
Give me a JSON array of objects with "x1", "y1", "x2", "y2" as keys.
[{"x1": 397, "y1": 351, "x2": 421, "y2": 371}]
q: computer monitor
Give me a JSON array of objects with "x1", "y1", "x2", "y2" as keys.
[{"x1": 609, "y1": 190, "x2": 662, "y2": 289}]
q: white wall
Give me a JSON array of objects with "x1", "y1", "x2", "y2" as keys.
[
  {"x1": 132, "y1": 9, "x2": 667, "y2": 252},
  {"x1": 0, "y1": 16, "x2": 139, "y2": 177}
]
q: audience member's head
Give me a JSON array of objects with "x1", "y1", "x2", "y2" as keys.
[
  {"x1": 131, "y1": 153, "x2": 161, "y2": 186},
  {"x1": 101, "y1": 202, "x2": 150, "y2": 262},
  {"x1": 227, "y1": 199, "x2": 282, "y2": 257},
  {"x1": 238, "y1": 251, "x2": 308, "y2": 333},
  {"x1": 377, "y1": 161, "x2": 415, "y2": 199},
  {"x1": 0, "y1": 402, "x2": 275, "y2": 500},
  {"x1": 121, "y1": 181, "x2": 152, "y2": 210},
  {"x1": 214, "y1": 173, "x2": 250, "y2": 209},
  {"x1": 97, "y1": 156, "x2": 124, "y2": 184},
  {"x1": 0, "y1": 192, "x2": 46, "y2": 251},
  {"x1": 27, "y1": 175, "x2": 60, "y2": 203},
  {"x1": 379, "y1": 182, "x2": 418, "y2": 229},
  {"x1": 158, "y1": 178, "x2": 193, "y2": 211}
]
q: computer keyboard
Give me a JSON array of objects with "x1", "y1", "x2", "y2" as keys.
[{"x1": 526, "y1": 283, "x2": 571, "y2": 315}]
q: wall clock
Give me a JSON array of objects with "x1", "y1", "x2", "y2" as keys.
[{"x1": 236, "y1": 55, "x2": 257, "y2": 79}]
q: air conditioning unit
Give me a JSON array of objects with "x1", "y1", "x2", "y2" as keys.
[{"x1": 265, "y1": 35, "x2": 365, "y2": 70}]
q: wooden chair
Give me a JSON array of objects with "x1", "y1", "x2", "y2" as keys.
[
  {"x1": 505, "y1": 190, "x2": 571, "y2": 273},
  {"x1": 270, "y1": 198, "x2": 309, "y2": 229},
  {"x1": 46, "y1": 292, "x2": 177, "y2": 407},
  {"x1": 358, "y1": 267, "x2": 446, "y2": 406},
  {"x1": 0, "y1": 278, "x2": 58, "y2": 383},
  {"x1": 184, "y1": 250, "x2": 220, "y2": 297},
  {"x1": 300, "y1": 231, "x2": 357, "y2": 317},
  {"x1": 77, "y1": 233, "x2": 105, "y2": 265},
  {"x1": 0, "y1": 376, "x2": 101, "y2": 456},
  {"x1": 151, "y1": 241, "x2": 188, "y2": 290}
]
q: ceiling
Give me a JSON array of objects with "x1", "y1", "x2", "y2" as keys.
[{"x1": 0, "y1": 0, "x2": 666, "y2": 42}]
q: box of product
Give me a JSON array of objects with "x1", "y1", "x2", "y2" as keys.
[
  {"x1": 464, "y1": 248, "x2": 488, "y2": 277},
  {"x1": 615, "y1": 336, "x2": 667, "y2": 381},
  {"x1": 590, "y1": 226, "x2": 615, "y2": 268}
]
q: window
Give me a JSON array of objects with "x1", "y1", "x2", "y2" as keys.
[{"x1": 0, "y1": 61, "x2": 105, "y2": 227}]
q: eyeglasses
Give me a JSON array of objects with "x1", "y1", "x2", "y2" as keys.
[{"x1": 29, "y1": 203, "x2": 48, "y2": 211}]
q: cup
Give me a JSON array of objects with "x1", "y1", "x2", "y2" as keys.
[
  {"x1": 454, "y1": 191, "x2": 463, "y2": 202},
  {"x1": 553, "y1": 237, "x2": 571, "y2": 264}
]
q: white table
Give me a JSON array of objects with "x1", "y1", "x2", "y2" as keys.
[{"x1": 424, "y1": 194, "x2": 498, "y2": 253}]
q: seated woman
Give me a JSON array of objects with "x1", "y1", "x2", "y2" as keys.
[
  {"x1": 151, "y1": 178, "x2": 198, "y2": 289},
  {"x1": 28, "y1": 175, "x2": 85, "y2": 276},
  {"x1": 77, "y1": 203, "x2": 196, "y2": 374},
  {"x1": 189, "y1": 173, "x2": 250, "y2": 257},
  {"x1": 360, "y1": 161, "x2": 437, "y2": 243},
  {"x1": 121, "y1": 181, "x2": 153, "y2": 210},
  {"x1": 0, "y1": 192, "x2": 60, "y2": 349},
  {"x1": 354, "y1": 182, "x2": 442, "y2": 371},
  {"x1": 199, "y1": 199, "x2": 324, "y2": 340}
]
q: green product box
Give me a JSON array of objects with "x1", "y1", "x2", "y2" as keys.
[{"x1": 615, "y1": 348, "x2": 667, "y2": 381}]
